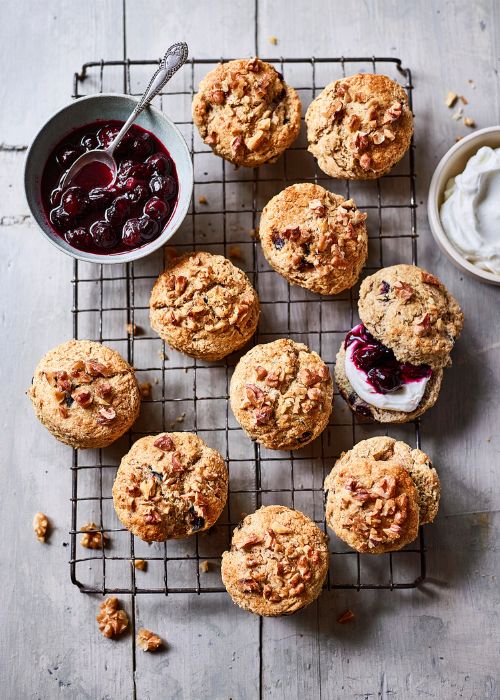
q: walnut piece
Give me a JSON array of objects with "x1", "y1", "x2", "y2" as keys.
[
  {"x1": 33, "y1": 512, "x2": 49, "y2": 542},
  {"x1": 337, "y1": 609, "x2": 355, "y2": 624},
  {"x1": 96, "y1": 597, "x2": 129, "y2": 638},
  {"x1": 137, "y1": 628, "x2": 163, "y2": 652},
  {"x1": 80, "y1": 522, "x2": 108, "y2": 549},
  {"x1": 199, "y1": 560, "x2": 210, "y2": 573},
  {"x1": 139, "y1": 381, "x2": 152, "y2": 399},
  {"x1": 133, "y1": 559, "x2": 147, "y2": 571}
]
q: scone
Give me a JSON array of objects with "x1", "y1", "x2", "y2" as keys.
[
  {"x1": 259, "y1": 183, "x2": 368, "y2": 295},
  {"x1": 28, "y1": 339, "x2": 140, "y2": 448},
  {"x1": 221, "y1": 505, "x2": 329, "y2": 616},
  {"x1": 112, "y1": 433, "x2": 228, "y2": 542},
  {"x1": 192, "y1": 57, "x2": 301, "y2": 167},
  {"x1": 324, "y1": 437, "x2": 440, "y2": 553},
  {"x1": 149, "y1": 251, "x2": 259, "y2": 361},
  {"x1": 230, "y1": 339, "x2": 333, "y2": 450},
  {"x1": 335, "y1": 265, "x2": 463, "y2": 423},
  {"x1": 306, "y1": 73, "x2": 413, "y2": 179}
]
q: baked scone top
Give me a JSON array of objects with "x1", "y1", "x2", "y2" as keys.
[
  {"x1": 221, "y1": 505, "x2": 329, "y2": 616},
  {"x1": 358, "y1": 264, "x2": 464, "y2": 369},
  {"x1": 324, "y1": 458, "x2": 421, "y2": 554},
  {"x1": 259, "y1": 183, "x2": 368, "y2": 295},
  {"x1": 112, "y1": 433, "x2": 228, "y2": 542},
  {"x1": 305, "y1": 73, "x2": 413, "y2": 179},
  {"x1": 149, "y1": 251, "x2": 259, "y2": 361},
  {"x1": 28, "y1": 339, "x2": 140, "y2": 449},
  {"x1": 332, "y1": 436, "x2": 440, "y2": 524},
  {"x1": 230, "y1": 338, "x2": 333, "y2": 451},
  {"x1": 192, "y1": 57, "x2": 302, "y2": 167}
]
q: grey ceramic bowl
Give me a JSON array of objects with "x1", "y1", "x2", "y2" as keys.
[{"x1": 24, "y1": 93, "x2": 193, "y2": 264}]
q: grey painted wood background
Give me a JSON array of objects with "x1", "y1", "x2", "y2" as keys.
[{"x1": 1, "y1": 1, "x2": 499, "y2": 698}]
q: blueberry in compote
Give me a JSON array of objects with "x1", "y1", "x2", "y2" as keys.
[
  {"x1": 90, "y1": 220, "x2": 118, "y2": 249},
  {"x1": 56, "y1": 145, "x2": 83, "y2": 168},
  {"x1": 61, "y1": 187, "x2": 88, "y2": 218},
  {"x1": 353, "y1": 344, "x2": 392, "y2": 372},
  {"x1": 65, "y1": 227, "x2": 92, "y2": 249},
  {"x1": 138, "y1": 215, "x2": 159, "y2": 241},
  {"x1": 146, "y1": 152, "x2": 172, "y2": 175},
  {"x1": 105, "y1": 195, "x2": 131, "y2": 227},
  {"x1": 122, "y1": 218, "x2": 143, "y2": 247},
  {"x1": 41, "y1": 120, "x2": 178, "y2": 254},
  {"x1": 150, "y1": 174, "x2": 177, "y2": 199},
  {"x1": 367, "y1": 364, "x2": 402, "y2": 393},
  {"x1": 144, "y1": 197, "x2": 169, "y2": 221}
]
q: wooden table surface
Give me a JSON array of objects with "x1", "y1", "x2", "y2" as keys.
[{"x1": 1, "y1": 1, "x2": 499, "y2": 698}]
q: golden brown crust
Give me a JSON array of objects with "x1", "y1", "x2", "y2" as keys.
[
  {"x1": 149, "y1": 251, "x2": 259, "y2": 361},
  {"x1": 221, "y1": 505, "x2": 329, "y2": 616},
  {"x1": 28, "y1": 339, "x2": 140, "y2": 448},
  {"x1": 230, "y1": 339, "x2": 333, "y2": 451},
  {"x1": 324, "y1": 459, "x2": 420, "y2": 554},
  {"x1": 259, "y1": 183, "x2": 368, "y2": 295},
  {"x1": 305, "y1": 73, "x2": 413, "y2": 179},
  {"x1": 334, "y1": 342, "x2": 444, "y2": 423},
  {"x1": 192, "y1": 58, "x2": 302, "y2": 167},
  {"x1": 358, "y1": 264, "x2": 464, "y2": 369},
  {"x1": 112, "y1": 433, "x2": 228, "y2": 542},
  {"x1": 333, "y1": 436, "x2": 440, "y2": 525}
]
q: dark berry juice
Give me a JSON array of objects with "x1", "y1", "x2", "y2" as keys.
[{"x1": 41, "y1": 120, "x2": 179, "y2": 255}]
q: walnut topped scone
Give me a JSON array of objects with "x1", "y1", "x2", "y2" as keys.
[
  {"x1": 306, "y1": 73, "x2": 413, "y2": 179},
  {"x1": 28, "y1": 339, "x2": 140, "y2": 448},
  {"x1": 335, "y1": 265, "x2": 463, "y2": 422},
  {"x1": 259, "y1": 183, "x2": 368, "y2": 295},
  {"x1": 324, "y1": 437, "x2": 440, "y2": 554},
  {"x1": 150, "y1": 251, "x2": 259, "y2": 361},
  {"x1": 112, "y1": 433, "x2": 228, "y2": 542},
  {"x1": 192, "y1": 58, "x2": 302, "y2": 167},
  {"x1": 221, "y1": 505, "x2": 329, "y2": 616},
  {"x1": 230, "y1": 339, "x2": 333, "y2": 451}
]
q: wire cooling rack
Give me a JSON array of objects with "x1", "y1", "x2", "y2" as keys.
[{"x1": 69, "y1": 55, "x2": 426, "y2": 595}]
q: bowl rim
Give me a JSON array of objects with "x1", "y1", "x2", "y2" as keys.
[
  {"x1": 427, "y1": 125, "x2": 500, "y2": 286},
  {"x1": 24, "y1": 92, "x2": 193, "y2": 265}
]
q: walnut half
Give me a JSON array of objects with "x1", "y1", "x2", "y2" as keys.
[
  {"x1": 96, "y1": 597, "x2": 129, "y2": 638},
  {"x1": 80, "y1": 522, "x2": 109, "y2": 549},
  {"x1": 136, "y1": 628, "x2": 163, "y2": 652},
  {"x1": 33, "y1": 512, "x2": 49, "y2": 542}
]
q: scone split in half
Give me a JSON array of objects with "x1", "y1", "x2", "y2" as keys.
[
  {"x1": 221, "y1": 505, "x2": 329, "y2": 616},
  {"x1": 335, "y1": 264, "x2": 463, "y2": 423},
  {"x1": 324, "y1": 437, "x2": 440, "y2": 554}
]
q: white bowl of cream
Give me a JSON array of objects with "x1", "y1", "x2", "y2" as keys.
[{"x1": 428, "y1": 126, "x2": 500, "y2": 286}]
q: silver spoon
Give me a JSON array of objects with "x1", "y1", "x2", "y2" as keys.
[{"x1": 61, "y1": 42, "x2": 189, "y2": 189}]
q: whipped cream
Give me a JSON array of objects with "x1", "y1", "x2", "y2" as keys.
[
  {"x1": 344, "y1": 341, "x2": 430, "y2": 413},
  {"x1": 440, "y1": 146, "x2": 500, "y2": 275}
]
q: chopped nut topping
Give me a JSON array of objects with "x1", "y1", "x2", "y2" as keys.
[
  {"x1": 154, "y1": 434, "x2": 175, "y2": 451},
  {"x1": 85, "y1": 360, "x2": 112, "y2": 377},
  {"x1": 393, "y1": 280, "x2": 414, "y2": 302},
  {"x1": 97, "y1": 406, "x2": 116, "y2": 424},
  {"x1": 80, "y1": 522, "x2": 108, "y2": 549},
  {"x1": 308, "y1": 199, "x2": 326, "y2": 216},
  {"x1": 372, "y1": 130, "x2": 385, "y2": 145},
  {"x1": 59, "y1": 405, "x2": 69, "y2": 418},
  {"x1": 231, "y1": 135, "x2": 246, "y2": 157},
  {"x1": 359, "y1": 153, "x2": 371, "y2": 171},
  {"x1": 413, "y1": 312, "x2": 431, "y2": 335},
  {"x1": 463, "y1": 117, "x2": 476, "y2": 128},
  {"x1": 126, "y1": 323, "x2": 138, "y2": 335},
  {"x1": 72, "y1": 387, "x2": 93, "y2": 408},
  {"x1": 96, "y1": 381, "x2": 113, "y2": 399},
  {"x1": 282, "y1": 226, "x2": 302, "y2": 241},
  {"x1": 133, "y1": 559, "x2": 147, "y2": 571},
  {"x1": 137, "y1": 628, "x2": 163, "y2": 652},
  {"x1": 96, "y1": 597, "x2": 129, "y2": 638},
  {"x1": 421, "y1": 271, "x2": 441, "y2": 287},
  {"x1": 383, "y1": 101, "x2": 402, "y2": 123},
  {"x1": 255, "y1": 365, "x2": 268, "y2": 380},
  {"x1": 255, "y1": 405, "x2": 273, "y2": 425},
  {"x1": 445, "y1": 91, "x2": 458, "y2": 108},
  {"x1": 199, "y1": 560, "x2": 210, "y2": 573},
  {"x1": 245, "y1": 383, "x2": 268, "y2": 407},
  {"x1": 33, "y1": 512, "x2": 49, "y2": 542}
]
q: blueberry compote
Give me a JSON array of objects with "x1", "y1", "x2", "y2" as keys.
[
  {"x1": 41, "y1": 120, "x2": 178, "y2": 254},
  {"x1": 345, "y1": 324, "x2": 432, "y2": 394}
]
